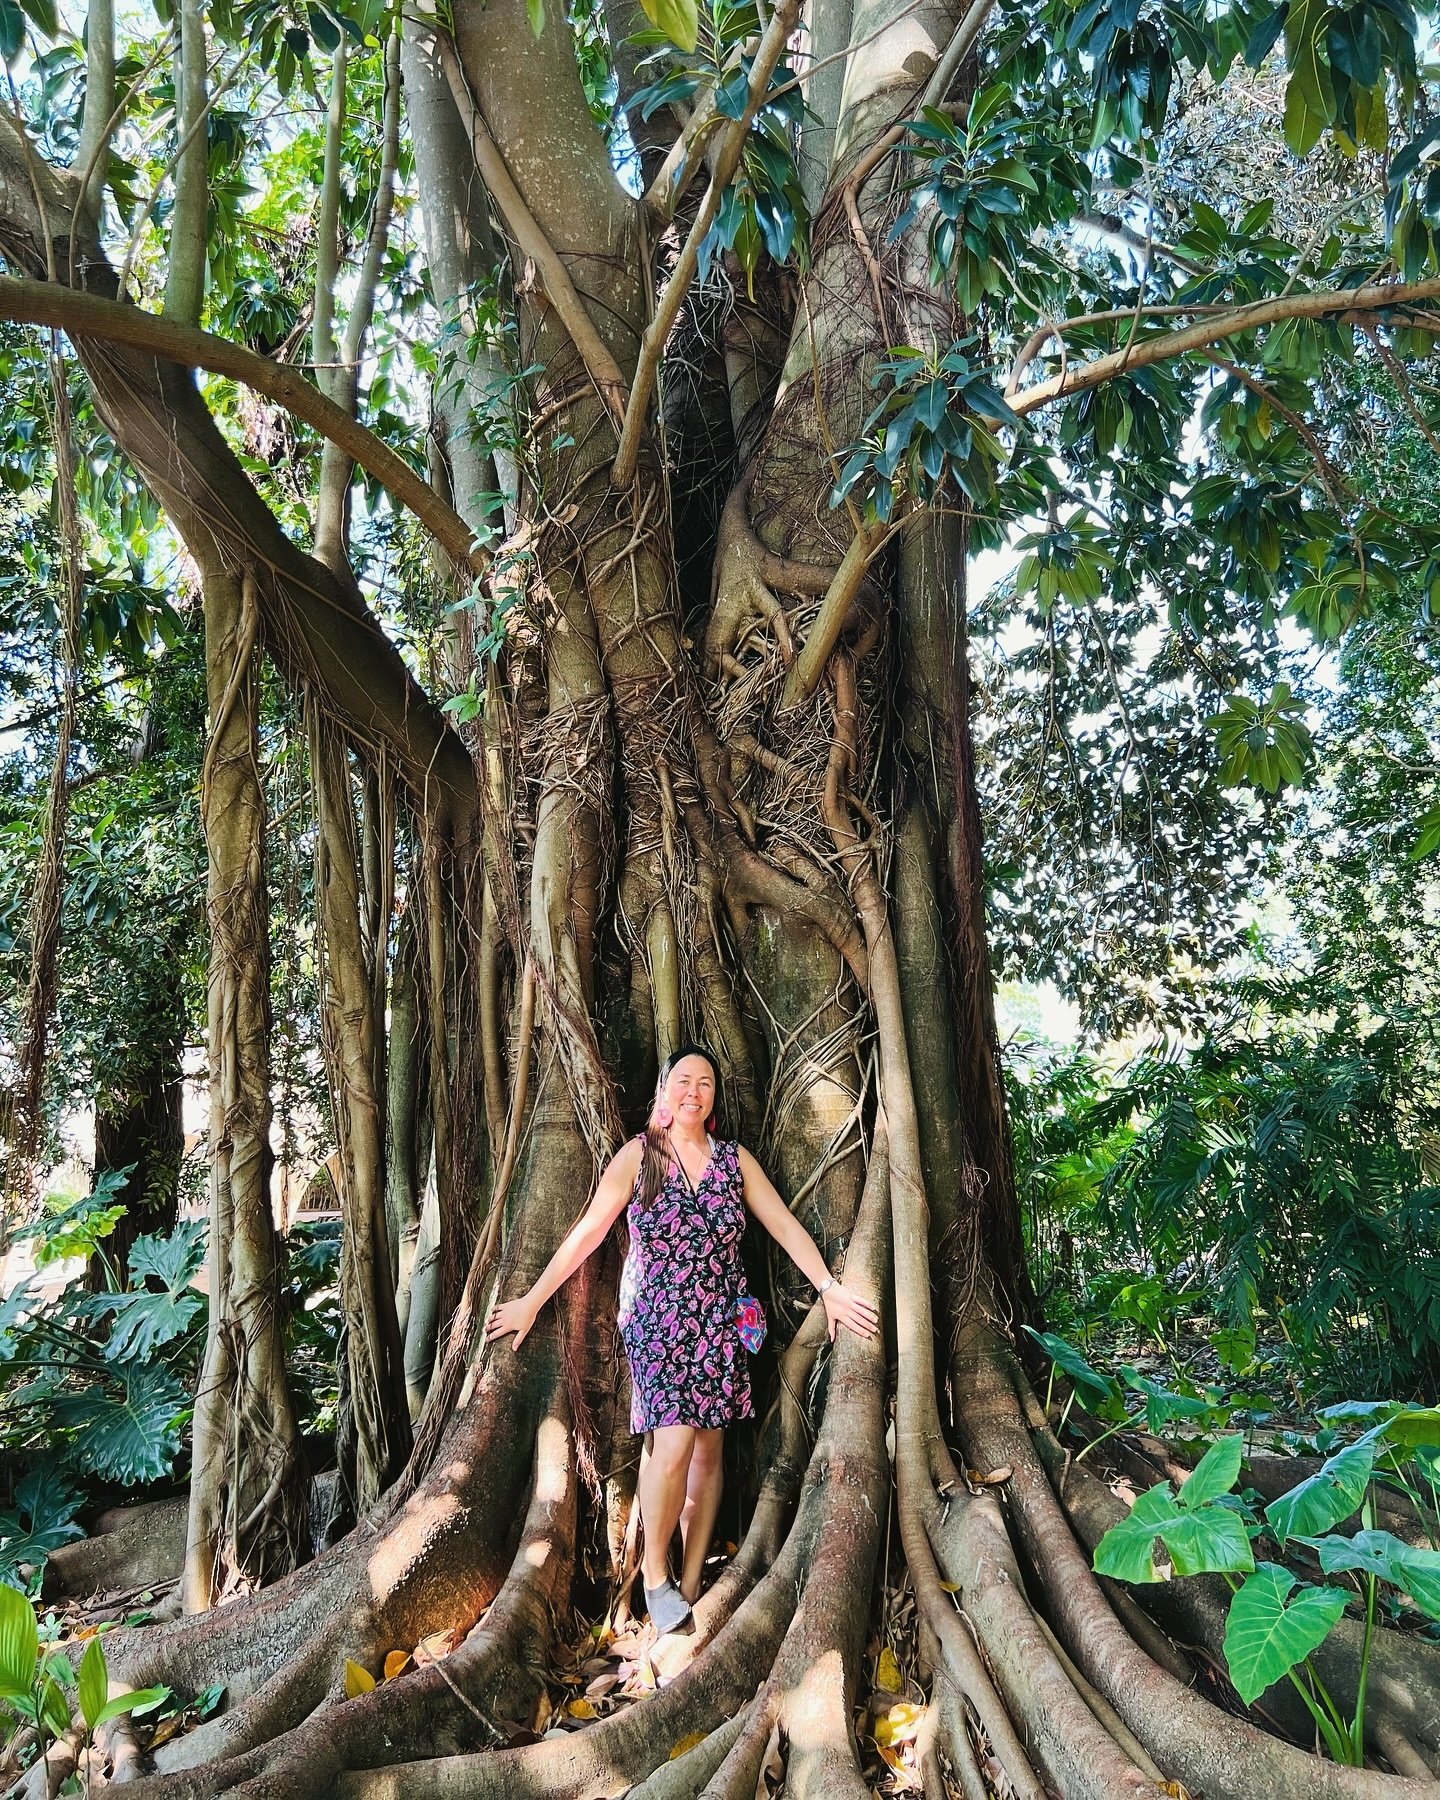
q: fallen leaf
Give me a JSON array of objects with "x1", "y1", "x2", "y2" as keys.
[
  {"x1": 938, "y1": 1579, "x2": 960, "y2": 1594},
  {"x1": 565, "y1": 1697, "x2": 597, "y2": 1720},
  {"x1": 876, "y1": 1646, "x2": 902, "y2": 1692},
  {"x1": 585, "y1": 1671, "x2": 620, "y2": 1697},
  {"x1": 966, "y1": 1465, "x2": 1013, "y2": 1487},
  {"x1": 415, "y1": 1629, "x2": 460, "y2": 1665},
  {"x1": 145, "y1": 1715, "x2": 181, "y2": 1749},
  {"x1": 871, "y1": 1701, "x2": 923, "y2": 1748},
  {"x1": 383, "y1": 1651, "x2": 409, "y2": 1682},
  {"x1": 344, "y1": 1659, "x2": 376, "y2": 1699},
  {"x1": 669, "y1": 1729, "x2": 709, "y2": 1759}
]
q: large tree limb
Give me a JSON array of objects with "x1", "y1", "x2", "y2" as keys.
[
  {"x1": 0, "y1": 274, "x2": 485, "y2": 574},
  {"x1": 1007, "y1": 277, "x2": 1440, "y2": 416}
]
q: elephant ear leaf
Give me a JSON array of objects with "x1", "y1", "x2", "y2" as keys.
[
  {"x1": 1223, "y1": 1564, "x2": 1346, "y2": 1704},
  {"x1": 1265, "y1": 1431, "x2": 1378, "y2": 1544}
]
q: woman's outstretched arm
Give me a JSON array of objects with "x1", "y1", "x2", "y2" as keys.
[
  {"x1": 484, "y1": 1137, "x2": 643, "y2": 1349},
  {"x1": 736, "y1": 1146, "x2": 881, "y2": 1341}
]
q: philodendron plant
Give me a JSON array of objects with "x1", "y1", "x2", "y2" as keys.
[{"x1": 1093, "y1": 1403, "x2": 1440, "y2": 1767}]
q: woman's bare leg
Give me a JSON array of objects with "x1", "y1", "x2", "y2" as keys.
[
  {"x1": 678, "y1": 1427, "x2": 724, "y2": 1602},
  {"x1": 637, "y1": 1424, "x2": 696, "y2": 1590}
]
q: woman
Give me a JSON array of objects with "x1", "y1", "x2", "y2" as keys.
[{"x1": 485, "y1": 1044, "x2": 879, "y2": 1635}]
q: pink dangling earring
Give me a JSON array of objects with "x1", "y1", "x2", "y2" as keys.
[
  {"x1": 705, "y1": 1111, "x2": 717, "y2": 1134},
  {"x1": 653, "y1": 1104, "x2": 673, "y2": 1130}
]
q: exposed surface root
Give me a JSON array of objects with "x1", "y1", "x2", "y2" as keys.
[
  {"x1": 957, "y1": 1331, "x2": 1437, "y2": 1799},
  {"x1": 44, "y1": 1498, "x2": 187, "y2": 1601}
]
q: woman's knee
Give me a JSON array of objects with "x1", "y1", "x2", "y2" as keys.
[
  {"x1": 648, "y1": 1425, "x2": 696, "y2": 1474},
  {"x1": 689, "y1": 1428, "x2": 724, "y2": 1476}
]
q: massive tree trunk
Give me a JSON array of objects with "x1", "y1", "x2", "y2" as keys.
[{"x1": 7, "y1": 1, "x2": 1440, "y2": 1795}]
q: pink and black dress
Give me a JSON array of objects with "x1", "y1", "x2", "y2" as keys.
[{"x1": 617, "y1": 1137, "x2": 755, "y2": 1434}]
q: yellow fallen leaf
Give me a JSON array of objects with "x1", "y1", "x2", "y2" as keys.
[
  {"x1": 565, "y1": 1697, "x2": 597, "y2": 1720},
  {"x1": 876, "y1": 1646, "x2": 902, "y2": 1691},
  {"x1": 145, "y1": 1715, "x2": 181, "y2": 1749},
  {"x1": 938, "y1": 1579, "x2": 960, "y2": 1594},
  {"x1": 872, "y1": 1702, "x2": 923, "y2": 1748},
  {"x1": 669, "y1": 1729, "x2": 709, "y2": 1759},
  {"x1": 344, "y1": 1659, "x2": 376, "y2": 1699},
  {"x1": 383, "y1": 1651, "x2": 409, "y2": 1682}
]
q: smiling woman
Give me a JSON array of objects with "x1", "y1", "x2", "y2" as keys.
[{"x1": 485, "y1": 1043, "x2": 879, "y2": 1633}]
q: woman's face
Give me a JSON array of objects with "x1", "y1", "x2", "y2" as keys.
[{"x1": 661, "y1": 1055, "x2": 716, "y2": 1130}]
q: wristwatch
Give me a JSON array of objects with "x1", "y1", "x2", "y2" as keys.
[{"x1": 817, "y1": 1277, "x2": 834, "y2": 1296}]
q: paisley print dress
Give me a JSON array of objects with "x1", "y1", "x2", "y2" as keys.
[{"x1": 618, "y1": 1137, "x2": 755, "y2": 1434}]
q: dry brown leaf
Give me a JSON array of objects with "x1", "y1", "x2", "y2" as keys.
[
  {"x1": 383, "y1": 1650, "x2": 409, "y2": 1682},
  {"x1": 669, "y1": 1729, "x2": 709, "y2": 1759},
  {"x1": 585, "y1": 1670, "x2": 620, "y2": 1697},
  {"x1": 145, "y1": 1715, "x2": 182, "y2": 1749},
  {"x1": 343, "y1": 1659, "x2": 376, "y2": 1699},
  {"x1": 415, "y1": 1629, "x2": 460, "y2": 1665}
]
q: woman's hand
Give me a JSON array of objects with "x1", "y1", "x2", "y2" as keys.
[
  {"x1": 485, "y1": 1293, "x2": 539, "y2": 1349},
  {"x1": 822, "y1": 1281, "x2": 880, "y2": 1343}
]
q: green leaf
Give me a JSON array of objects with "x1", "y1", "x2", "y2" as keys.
[
  {"x1": 1282, "y1": 0, "x2": 1336, "y2": 156},
  {"x1": 637, "y1": 0, "x2": 698, "y2": 53},
  {"x1": 1094, "y1": 1484, "x2": 1181, "y2": 1583},
  {"x1": 78, "y1": 1637, "x2": 107, "y2": 1734},
  {"x1": 1223, "y1": 1564, "x2": 1347, "y2": 1704},
  {"x1": 0, "y1": 1468, "x2": 84, "y2": 1586},
  {"x1": 91, "y1": 1221, "x2": 206, "y2": 1362},
  {"x1": 1163, "y1": 1505, "x2": 1256, "y2": 1578},
  {"x1": 1412, "y1": 804, "x2": 1440, "y2": 862},
  {"x1": 95, "y1": 1685, "x2": 169, "y2": 1727},
  {"x1": 525, "y1": 0, "x2": 544, "y2": 35},
  {"x1": 1022, "y1": 1326, "x2": 1122, "y2": 1411},
  {"x1": 0, "y1": 1583, "x2": 37, "y2": 1696},
  {"x1": 1305, "y1": 1531, "x2": 1440, "y2": 1621},
  {"x1": 52, "y1": 1364, "x2": 188, "y2": 1486},
  {"x1": 1180, "y1": 1435, "x2": 1245, "y2": 1509},
  {"x1": 0, "y1": 0, "x2": 23, "y2": 63},
  {"x1": 1265, "y1": 1431, "x2": 1378, "y2": 1544},
  {"x1": 1211, "y1": 1325, "x2": 1257, "y2": 1375}
]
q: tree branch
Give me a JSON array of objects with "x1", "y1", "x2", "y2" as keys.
[
  {"x1": 612, "y1": 0, "x2": 804, "y2": 488},
  {"x1": 1006, "y1": 278, "x2": 1440, "y2": 417},
  {"x1": 0, "y1": 274, "x2": 486, "y2": 575}
]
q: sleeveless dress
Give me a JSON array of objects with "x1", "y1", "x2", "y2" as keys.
[{"x1": 617, "y1": 1137, "x2": 755, "y2": 1434}]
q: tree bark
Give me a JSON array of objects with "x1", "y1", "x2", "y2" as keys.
[{"x1": 185, "y1": 564, "x2": 307, "y2": 1609}]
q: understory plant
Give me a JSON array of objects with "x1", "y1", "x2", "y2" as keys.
[
  {"x1": 0, "y1": 1583, "x2": 165, "y2": 1790},
  {"x1": 1091, "y1": 1402, "x2": 1440, "y2": 1764}
]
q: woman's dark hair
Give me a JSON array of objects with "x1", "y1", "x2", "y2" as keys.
[{"x1": 634, "y1": 1042, "x2": 719, "y2": 1210}]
